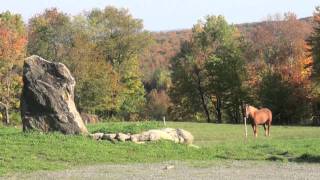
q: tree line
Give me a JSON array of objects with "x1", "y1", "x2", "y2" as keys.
[{"x1": 0, "y1": 6, "x2": 320, "y2": 125}]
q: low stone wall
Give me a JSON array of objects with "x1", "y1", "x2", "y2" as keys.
[{"x1": 90, "y1": 128, "x2": 194, "y2": 145}]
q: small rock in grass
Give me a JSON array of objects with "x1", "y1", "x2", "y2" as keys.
[
  {"x1": 90, "y1": 133, "x2": 104, "y2": 140},
  {"x1": 130, "y1": 134, "x2": 140, "y2": 143},
  {"x1": 164, "y1": 165, "x2": 175, "y2": 170},
  {"x1": 116, "y1": 133, "x2": 131, "y2": 142},
  {"x1": 176, "y1": 128, "x2": 194, "y2": 145},
  {"x1": 102, "y1": 133, "x2": 116, "y2": 141}
]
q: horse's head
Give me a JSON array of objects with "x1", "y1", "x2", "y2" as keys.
[
  {"x1": 243, "y1": 104, "x2": 251, "y2": 119},
  {"x1": 244, "y1": 104, "x2": 248, "y2": 119},
  {"x1": 244, "y1": 104, "x2": 259, "y2": 119}
]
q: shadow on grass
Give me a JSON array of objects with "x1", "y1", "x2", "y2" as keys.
[
  {"x1": 266, "y1": 152, "x2": 320, "y2": 163},
  {"x1": 292, "y1": 153, "x2": 320, "y2": 163},
  {"x1": 266, "y1": 155, "x2": 286, "y2": 162}
]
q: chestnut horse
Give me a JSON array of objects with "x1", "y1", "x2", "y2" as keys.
[{"x1": 244, "y1": 105, "x2": 272, "y2": 137}]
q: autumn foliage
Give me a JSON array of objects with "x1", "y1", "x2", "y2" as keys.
[
  {"x1": 0, "y1": 11, "x2": 27, "y2": 124},
  {"x1": 1, "y1": 6, "x2": 320, "y2": 125}
]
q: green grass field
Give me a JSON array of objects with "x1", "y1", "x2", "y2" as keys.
[{"x1": 1, "y1": 121, "x2": 320, "y2": 176}]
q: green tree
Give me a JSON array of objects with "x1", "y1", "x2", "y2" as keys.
[
  {"x1": 309, "y1": 7, "x2": 320, "y2": 77},
  {"x1": 206, "y1": 49, "x2": 247, "y2": 123},
  {"x1": 170, "y1": 40, "x2": 212, "y2": 122},
  {"x1": 86, "y1": 7, "x2": 151, "y2": 67},
  {"x1": 307, "y1": 6, "x2": 320, "y2": 124},
  {"x1": 66, "y1": 18, "x2": 125, "y2": 118},
  {"x1": 308, "y1": 7, "x2": 320, "y2": 81},
  {"x1": 76, "y1": 61, "x2": 123, "y2": 116},
  {"x1": 170, "y1": 15, "x2": 247, "y2": 123},
  {"x1": 202, "y1": 16, "x2": 247, "y2": 123},
  {"x1": 119, "y1": 57, "x2": 146, "y2": 120},
  {"x1": 259, "y1": 70, "x2": 311, "y2": 124},
  {"x1": 27, "y1": 8, "x2": 72, "y2": 63},
  {"x1": 83, "y1": 7, "x2": 151, "y2": 120}
]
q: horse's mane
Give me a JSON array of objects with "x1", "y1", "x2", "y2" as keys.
[{"x1": 249, "y1": 105, "x2": 258, "y2": 111}]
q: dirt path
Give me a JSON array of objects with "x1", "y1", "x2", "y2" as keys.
[{"x1": 5, "y1": 161, "x2": 320, "y2": 180}]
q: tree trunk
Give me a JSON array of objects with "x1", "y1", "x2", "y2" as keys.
[
  {"x1": 5, "y1": 72, "x2": 10, "y2": 124},
  {"x1": 235, "y1": 106, "x2": 240, "y2": 124},
  {"x1": 0, "y1": 102, "x2": 9, "y2": 124},
  {"x1": 195, "y1": 71, "x2": 211, "y2": 123},
  {"x1": 312, "y1": 102, "x2": 320, "y2": 126},
  {"x1": 5, "y1": 105, "x2": 9, "y2": 124},
  {"x1": 216, "y1": 96, "x2": 222, "y2": 123},
  {"x1": 240, "y1": 103, "x2": 245, "y2": 123},
  {"x1": 201, "y1": 93, "x2": 211, "y2": 123}
]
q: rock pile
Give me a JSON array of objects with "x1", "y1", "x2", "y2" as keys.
[{"x1": 90, "y1": 128, "x2": 194, "y2": 145}]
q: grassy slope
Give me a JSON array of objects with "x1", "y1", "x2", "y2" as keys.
[{"x1": 1, "y1": 122, "x2": 320, "y2": 175}]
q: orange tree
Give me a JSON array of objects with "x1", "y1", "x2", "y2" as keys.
[{"x1": 0, "y1": 11, "x2": 27, "y2": 124}]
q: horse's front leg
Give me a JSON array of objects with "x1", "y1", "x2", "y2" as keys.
[
  {"x1": 252, "y1": 124, "x2": 257, "y2": 137},
  {"x1": 255, "y1": 125, "x2": 258, "y2": 137}
]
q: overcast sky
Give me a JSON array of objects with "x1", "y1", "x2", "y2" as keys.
[{"x1": 0, "y1": 0, "x2": 319, "y2": 31}]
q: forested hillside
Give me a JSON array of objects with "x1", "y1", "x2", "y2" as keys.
[
  {"x1": 1, "y1": 6, "x2": 320, "y2": 125},
  {"x1": 141, "y1": 14, "x2": 315, "y2": 124}
]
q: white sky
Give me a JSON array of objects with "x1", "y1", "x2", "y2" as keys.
[{"x1": 0, "y1": 0, "x2": 319, "y2": 31}]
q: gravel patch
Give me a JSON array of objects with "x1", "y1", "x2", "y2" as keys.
[{"x1": 4, "y1": 161, "x2": 320, "y2": 180}]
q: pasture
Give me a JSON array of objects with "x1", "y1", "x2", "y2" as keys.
[{"x1": 1, "y1": 121, "x2": 320, "y2": 176}]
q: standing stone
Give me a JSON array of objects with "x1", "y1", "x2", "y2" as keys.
[{"x1": 21, "y1": 55, "x2": 88, "y2": 134}]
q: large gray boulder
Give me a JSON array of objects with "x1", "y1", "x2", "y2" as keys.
[{"x1": 21, "y1": 55, "x2": 88, "y2": 134}]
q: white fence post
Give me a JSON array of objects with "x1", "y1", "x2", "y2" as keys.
[{"x1": 244, "y1": 117, "x2": 248, "y2": 139}]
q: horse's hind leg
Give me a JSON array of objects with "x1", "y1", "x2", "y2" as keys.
[
  {"x1": 263, "y1": 124, "x2": 267, "y2": 136},
  {"x1": 251, "y1": 124, "x2": 254, "y2": 136},
  {"x1": 267, "y1": 123, "x2": 271, "y2": 136}
]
